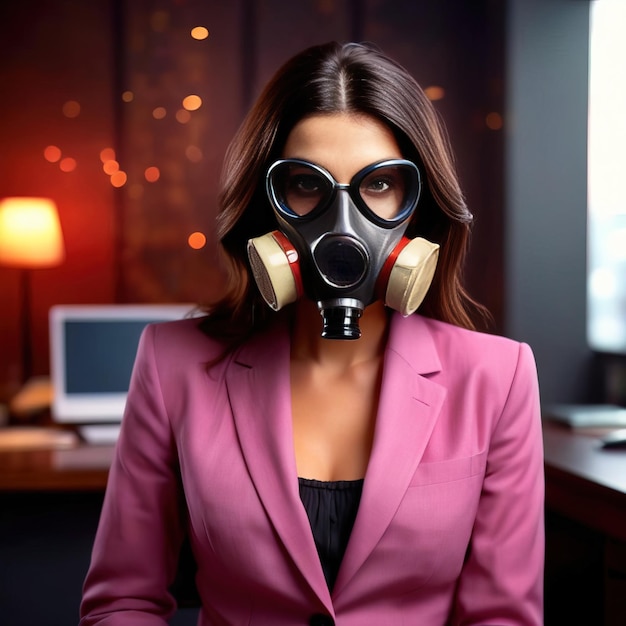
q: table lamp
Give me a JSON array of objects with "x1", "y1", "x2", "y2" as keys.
[{"x1": 0, "y1": 197, "x2": 65, "y2": 382}]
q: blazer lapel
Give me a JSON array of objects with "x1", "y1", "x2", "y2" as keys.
[
  {"x1": 333, "y1": 314, "x2": 447, "y2": 597},
  {"x1": 225, "y1": 320, "x2": 333, "y2": 609}
]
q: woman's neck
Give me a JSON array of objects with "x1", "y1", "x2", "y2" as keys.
[{"x1": 290, "y1": 299, "x2": 390, "y2": 371}]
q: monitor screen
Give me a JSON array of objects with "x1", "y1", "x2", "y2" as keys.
[{"x1": 50, "y1": 304, "x2": 196, "y2": 424}]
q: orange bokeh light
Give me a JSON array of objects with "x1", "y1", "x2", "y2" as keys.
[
  {"x1": 103, "y1": 160, "x2": 120, "y2": 175},
  {"x1": 188, "y1": 231, "x2": 207, "y2": 250},
  {"x1": 110, "y1": 171, "x2": 127, "y2": 188},
  {"x1": 122, "y1": 91, "x2": 134, "y2": 102},
  {"x1": 59, "y1": 157, "x2": 77, "y2": 172},
  {"x1": 176, "y1": 109, "x2": 191, "y2": 124},
  {"x1": 144, "y1": 166, "x2": 160, "y2": 182},
  {"x1": 44, "y1": 145, "x2": 62, "y2": 163},
  {"x1": 424, "y1": 86, "x2": 445, "y2": 101},
  {"x1": 153, "y1": 107, "x2": 167, "y2": 119},
  {"x1": 100, "y1": 147, "x2": 116, "y2": 162},
  {"x1": 191, "y1": 26, "x2": 209, "y2": 40},
  {"x1": 182, "y1": 95, "x2": 202, "y2": 111}
]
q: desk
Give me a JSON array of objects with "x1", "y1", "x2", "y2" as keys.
[
  {"x1": 0, "y1": 438, "x2": 197, "y2": 626},
  {"x1": 543, "y1": 422, "x2": 626, "y2": 539},
  {"x1": 0, "y1": 443, "x2": 114, "y2": 491},
  {"x1": 1, "y1": 425, "x2": 625, "y2": 624},
  {"x1": 0, "y1": 441, "x2": 109, "y2": 626},
  {"x1": 542, "y1": 422, "x2": 626, "y2": 626}
]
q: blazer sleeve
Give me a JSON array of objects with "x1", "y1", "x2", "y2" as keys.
[
  {"x1": 80, "y1": 324, "x2": 185, "y2": 625},
  {"x1": 451, "y1": 342, "x2": 545, "y2": 626}
]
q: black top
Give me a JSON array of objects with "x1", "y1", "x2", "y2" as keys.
[{"x1": 298, "y1": 477, "x2": 364, "y2": 591}]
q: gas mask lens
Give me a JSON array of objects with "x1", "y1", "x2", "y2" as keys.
[{"x1": 267, "y1": 158, "x2": 421, "y2": 224}]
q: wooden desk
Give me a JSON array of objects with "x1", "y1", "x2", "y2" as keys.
[
  {"x1": 543, "y1": 422, "x2": 626, "y2": 540},
  {"x1": 0, "y1": 435, "x2": 198, "y2": 626},
  {"x1": 1, "y1": 424, "x2": 625, "y2": 624},
  {"x1": 0, "y1": 442, "x2": 114, "y2": 491},
  {"x1": 542, "y1": 422, "x2": 626, "y2": 626},
  {"x1": 0, "y1": 438, "x2": 111, "y2": 626}
]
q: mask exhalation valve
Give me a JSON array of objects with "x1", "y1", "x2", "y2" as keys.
[{"x1": 319, "y1": 298, "x2": 363, "y2": 340}]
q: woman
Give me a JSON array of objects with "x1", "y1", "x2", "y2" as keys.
[{"x1": 80, "y1": 41, "x2": 544, "y2": 625}]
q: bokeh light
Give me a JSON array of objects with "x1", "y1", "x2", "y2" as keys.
[
  {"x1": 121, "y1": 91, "x2": 134, "y2": 103},
  {"x1": 191, "y1": 26, "x2": 209, "y2": 40},
  {"x1": 44, "y1": 145, "x2": 62, "y2": 163},
  {"x1": 153, "y1": 107, "x2": 167, "y2": 120},
  {"x1": 110, "y1": 171, "x2": 127, "y2": 188},
  {"x1": 103, "y1": 160, "x2": 120, "y2": 175},
  {"x1": 182, "y1": 95, "x2": 202, "y2": 111},
  {"x1": 424, "y1": 86, "x2": 445, "y2": 101},
  {"x1": 176, "y1": 109, "x2": 191, "y2": 124},
  {"x1": 100, "y1": 147, "x2": 115, "y2": 162},
  {"x1": 59, "y1": 157, "x2": 77, "y2": 172},
  {"x1": 144, "y1": 166, "x2": 160, "y2": 182},
  {"x1": 188, "y1": 231, "x2": 207, "y2": 250}
]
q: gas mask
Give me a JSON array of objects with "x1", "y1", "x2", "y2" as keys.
[{"x1": 247, "y1": 158, "x2": 439, "y2": 339}]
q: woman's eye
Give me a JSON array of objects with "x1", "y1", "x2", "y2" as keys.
[
  {"x1": 281, "y1": 169, "x2": 328, "y2": 215},
  {"x1": 359, "y1": 168, "x2": 409, "y2": 219},
  {"x1": 289, "y1": 174, "x2": 323, "y2": 194},
  {"x1": 363, "y1": 175, "x2": 400, "y2": 195},
  {"x1": 365, "y1": 177, "x2": 392, "y2": 193}
]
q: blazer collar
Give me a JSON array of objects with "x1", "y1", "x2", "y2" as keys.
[
  {"x1": 225, "y1": 319, "x2": 334, "y2": 609},
  {"x1": 225, "y1": 313, "x2": 446, "y2": 605},
  {"x1": 334, "y1": 314, "x2": 447, "y2": 597}
]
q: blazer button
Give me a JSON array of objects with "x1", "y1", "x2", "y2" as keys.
[{"x1": 309, "y1": 614, "x2": 334, "y2": 626}]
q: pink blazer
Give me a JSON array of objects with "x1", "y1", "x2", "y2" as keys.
[{"x1": 80, "y1": 312, "x2": 544, "y2": 625}]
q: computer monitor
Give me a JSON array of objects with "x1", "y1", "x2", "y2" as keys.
[{"x1": 49, "y1": 304, "x2": 195, "y2": 439}]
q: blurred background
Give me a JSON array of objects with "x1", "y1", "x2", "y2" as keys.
[
  {"x1": 2, "y1": 0, "x2": 622, "y2": 412},
  {"x1": 2, "y1": 0, "x2": 623, "y2": 409},
  {"x1": 1, "y1": 0, "x2": 625, "y2": 624},
  {"x1": 0, "y1": 0, "x2": 509, "y2": 401}
]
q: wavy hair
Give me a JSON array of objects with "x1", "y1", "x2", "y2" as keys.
[{"x1": 201, "y1": 41, "x2": 489, "y2": 342}]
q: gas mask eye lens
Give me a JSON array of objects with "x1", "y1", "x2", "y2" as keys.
[
  {"x1": 269, "y1": 161, "x2": 332, "y2": 217},
  {"x1": 358, "y1": 163, "x2": 418, "y2": 221},
  {"x1": 267, "y1": 158, "x2": 420, "y2": 224},
  {"x1": 286, "y1": 172, "x2": 326, "y2": 215}
]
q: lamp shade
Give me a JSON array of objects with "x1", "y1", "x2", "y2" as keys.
[{"x1": 0, "y1": 197, "x2": 65, "y2": 267}]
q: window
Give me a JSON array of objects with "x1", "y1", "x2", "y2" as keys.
[{"x1": 587, "y1": 0, "x2": 626, "y2": 353}]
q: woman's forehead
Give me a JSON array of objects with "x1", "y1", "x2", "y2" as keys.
[{"x1": 282, "y1": 112, "x2": 402, "y2": 183}]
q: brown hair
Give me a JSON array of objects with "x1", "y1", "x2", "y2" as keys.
[{"x1": 202, "y1": 41, "x2": 488, "y2": 342}]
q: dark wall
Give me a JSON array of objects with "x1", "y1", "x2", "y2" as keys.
[{"x1": 505, "y1": 0, "x2": 592, "y2": 405}]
